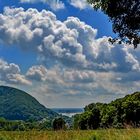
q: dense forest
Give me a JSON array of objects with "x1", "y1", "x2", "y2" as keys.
[
  {"x1": 0, "y1": 117, "x2": 53, "y2": 131},
  {"x1": 74, "y1": 92, "x2": 140, "y2": 129}
]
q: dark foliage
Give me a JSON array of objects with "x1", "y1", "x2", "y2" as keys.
[
  {"x1": 87, "y1": 0, "x2": 140, "y2": 48},
  {"x1": 74, "y1": 92, "x2": 140, "y2": 129},
  {"x1": 53, "y1": 118, "x2": 66, "y2": 130}
]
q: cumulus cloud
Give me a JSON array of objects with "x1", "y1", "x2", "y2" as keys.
[
  {"x1": 0, "y1": 59, "x2": 31, "y2": 85},
  {"x1": 0, "y1": 7, "x2": 140, "y2": 107},
  {"x1": 26, "y1": 65, "x2": 47, "y2": 81},
  {"x1": 29, "y1": 65, "x2": 140, "y2": 107},
  {"x1": 40, "y1": 66, "x2": 139, "y2": 97},
  {"x1": 0, "y1": 7, "x2": 139, "y2": 73},
  {"x1": 63, "y1": 69, "x2": 96, "y2": 83},
  {"x1": 20, "y1": 0, "x2": 65, "y2": 11},
  {"x1": 70, "y1": 0, "x2": 91, "y2": 10}
]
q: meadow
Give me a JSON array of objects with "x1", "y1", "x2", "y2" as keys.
[{"x1": 0, "y1": 129, "x2": 140, "y2": 140}]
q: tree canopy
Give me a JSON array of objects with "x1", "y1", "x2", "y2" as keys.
[
  {"x1": 74, "y1": 92, "x2": 140, "y2": 129},
  {"x1": 87, "y1": 0, "x2": 140, "y2": 48},
  {"x1": 53, "y1": 118, "x2": 66, "y2": 130}
]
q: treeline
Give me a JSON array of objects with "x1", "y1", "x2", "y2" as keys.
[
  {"x1": 74, "y1": 92, "x2": 140, "y2": 129},
  {"x1": 0, "y1": 117, "x2": 70, "y2": 131},
  {"x1": 0, "y1": 118, "x2": 53, "y2": 131}
]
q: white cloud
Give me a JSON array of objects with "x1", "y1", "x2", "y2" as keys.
[
  {"x1": 29, "y1": 66, "x2": 140, "y2": 107},
  {"x1": 63, "y1": 69, "x2": 96, "y2": 83},
  {"x1": 0, "y1": 7, "x2": 139, "y2": 73},
  {"x1": 26, "y1": 65, "x2": 47, "y2": 81},
  {"x1": 0, "y1": 59, "x2": 31, "y2": 85},
  {"x1": 7, "y1": 74, "x2": 32, "y2": 85},
  {"x1": 20, "y1": 0, "x2": 65, "y2": 11},
  {"x1": 70, "y1": 0, "x2": 91, "y2": 10}
]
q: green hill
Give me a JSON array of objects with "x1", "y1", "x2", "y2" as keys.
[{"x1": 0, "y1": 86, "x2": 58, "y2": 121}]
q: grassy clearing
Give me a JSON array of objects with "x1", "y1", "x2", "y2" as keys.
[{"x1": 0, "y1": 129, "x2": 140, "y2": 140}]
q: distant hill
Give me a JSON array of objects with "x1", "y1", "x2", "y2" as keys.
[
  {"x1": 52, "y1": 108, "x2": 84, "y2": 114},
  {"x1": 0, "y1": 86, "x2": 58, "y2": 121}
]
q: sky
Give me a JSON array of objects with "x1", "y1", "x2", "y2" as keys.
[{"x1": 0, "y1": 0, "x2": 140, "y2": 108}]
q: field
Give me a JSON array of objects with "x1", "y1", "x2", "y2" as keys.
[{"x1": 0, "y1": 129, "x2": 140, "y2": 140}]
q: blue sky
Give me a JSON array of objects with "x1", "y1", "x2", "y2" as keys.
[{"x1": 0, "y1": 0, "x2": 140, "y2": 108}]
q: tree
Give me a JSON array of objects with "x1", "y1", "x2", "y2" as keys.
[
  {"x1": 87, "y1": 0, "x2": 140, "y2": 48},
  {"x1": 79, "y1": 112, "x2": 91, "y2": 130},
  {"x1": 53, "y1": 118, "x2": 66, "y2": 130},
  {"x1": 38, "y1": 120, "x2": 52, "y2": 130},
  {"x1": 101, "y1": 105, "x2": 117, "y2": 128},
  {"x1": 73, "y1": 114, "x2": 81, "y2": 129},
  {"x1": 88, "y1": 108, "x2": 101, "y2": 129}
]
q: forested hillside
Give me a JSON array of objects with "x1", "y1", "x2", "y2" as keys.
[
  {"x1": 74, "y1": 92, "x2": 140, "y2": 129},
  {"x1": 0, "y1": 86, "x2": 58, "y2": 121}
]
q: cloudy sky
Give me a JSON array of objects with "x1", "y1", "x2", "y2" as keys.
[{"x1": 0, "y1": 0, "x2": 140, "y2": 108}]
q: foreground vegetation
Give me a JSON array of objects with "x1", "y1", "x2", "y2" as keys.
[{"x1": 0, "y1": 129, "x2": 140, "y2": 140}]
